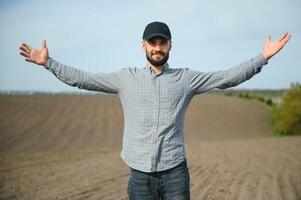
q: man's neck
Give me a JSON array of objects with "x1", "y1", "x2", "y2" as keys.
[{"x1": 147, "y1": 62, "x2": 165, "y2": 75}]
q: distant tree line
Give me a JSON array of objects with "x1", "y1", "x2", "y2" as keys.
[
  {"x1": 214, "y1": 83, "x2": 301, "y2": 136},
  {"x1": 275, "y1": 82, "x2": 301, "y2": 135}
]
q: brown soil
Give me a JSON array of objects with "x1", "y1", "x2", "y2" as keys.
[{"x1": 0, "y1": 94, "x2": 300, "y2": 200}]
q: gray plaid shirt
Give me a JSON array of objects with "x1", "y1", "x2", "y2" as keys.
[{"x1": 45, "y1": 53, "x2": 267, "y2": 172}]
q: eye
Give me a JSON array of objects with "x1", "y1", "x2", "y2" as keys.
[
  {"x1": 148, "y1": 40, "x2": 156, "y2": 46},
  {"x1": 147, "y1": 38, "x2": 168, "y2": 47},
  {"x1": 160, "y1": 40, "x2": 168, "y2": 45}
]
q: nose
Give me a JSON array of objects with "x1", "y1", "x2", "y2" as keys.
[{"x1": 154, "y1": 44, "x2": 162, "y2": 52}]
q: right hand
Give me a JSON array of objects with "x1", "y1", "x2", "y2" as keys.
[{"x1": 19, "y1": 40, "x2": 49, "y2": 66}]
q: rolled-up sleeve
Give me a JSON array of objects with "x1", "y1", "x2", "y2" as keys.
[
  {"x1": 185, "y1": 53, "x2": 268, "y2": 95},
  {"x1": 45, "y1": 57, "x2": 124, "y2": 94}
]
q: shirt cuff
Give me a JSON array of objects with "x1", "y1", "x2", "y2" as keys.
[
  {"x1": 258, "y1": 53, "x2": 268, "y2": 66},
  {"x1": 44, "y1": 57, "x2": 54, "y2": 69}
]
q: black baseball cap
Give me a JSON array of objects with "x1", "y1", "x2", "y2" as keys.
[{"x1": 142, "y1": 21, "x2": 171, "y2": 41}]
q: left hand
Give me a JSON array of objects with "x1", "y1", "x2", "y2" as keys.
[{"x1": 263, "y1": 32, "x2": 291, "y2": 60}]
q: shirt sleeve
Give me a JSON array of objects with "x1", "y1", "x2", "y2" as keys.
[
  {"x1": 45, "y1": 57, "x2": 124, "y2": 94},
  {"x1": 185, "y1": 53, "x2": 268, "y2": 95}
]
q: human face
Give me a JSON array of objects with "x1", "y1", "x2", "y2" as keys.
[{"x1": 142, "y1": 37, "x2": 172, "y2": 67}]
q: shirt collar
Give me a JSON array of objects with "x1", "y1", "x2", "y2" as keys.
[{"x1": 145, "y1": 63, "x2": 169, "y2": 75}]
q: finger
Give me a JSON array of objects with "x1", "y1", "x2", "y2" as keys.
[
  {"x1": 20, "y1": 44, "x2": 31, "y2": 52},
  {"x1": 20, "y1": 46, "x2": 31, "y2": 53},
  {"x1": 23, "y1": 43, "x2": 33, "y2": 50},
  {"x1": 42, "y1": 40, "x2": 47, "y2": 48},
  {"x1": 278, "y1": 32, "x2": 288, "y2": 42},
  {"x1": 265, "y1": 35, "x2": 271, "y2": 45},
  {"x1": 281, "y1": 34, "x2": 292, "y2": 46},
  {"x1": 25, "y1": 58, "x2": 35, "y2": 63},
  {"x1": 20, "y1": 51, "x2": 30, "y2": 58}
]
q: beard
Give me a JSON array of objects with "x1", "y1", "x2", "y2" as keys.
[{"x1": 146, "y1": 51, "x2": 169, "y2": 67}]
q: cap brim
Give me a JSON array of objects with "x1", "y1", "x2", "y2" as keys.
[{"x1": 145, "y1": 33, "x2": 170, "y2": 41}]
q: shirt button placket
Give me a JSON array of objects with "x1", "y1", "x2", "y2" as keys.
[
  {"x1": 155, "y1": 76, "x2": 160, "y2": 171},
  {"x1": 151, "y1": 74, "x2": 160, "y2": 171}
]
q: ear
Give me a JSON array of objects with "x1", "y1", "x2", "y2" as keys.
[
  {"x1": 141, "y1": 40, "x2": 146, "y2": 51},
  {"x1": 169, "y1": 40, "x2": 172, "y2": 51}
]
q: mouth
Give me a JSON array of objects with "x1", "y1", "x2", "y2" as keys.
[
  {"x1": 152, "y1": 52, "x2": 164, "y2": 59},
  {"x1": 154, "y1": 54, "x2": 162, "y2": 59}
]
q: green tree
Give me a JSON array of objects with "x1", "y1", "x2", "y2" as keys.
[{"x1": 276, "y1": 83, "x2": 301, "y2": 135}]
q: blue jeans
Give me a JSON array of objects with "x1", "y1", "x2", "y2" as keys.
[{"x1": 127, "y1": 159, "x2": 190, "y2": 200}]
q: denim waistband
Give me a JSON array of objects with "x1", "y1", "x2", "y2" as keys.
[{"x1": 130, "y1": 159, "x2": 187, "y2": 175}]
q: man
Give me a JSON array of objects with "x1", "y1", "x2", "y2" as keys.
[{"x1": 19, "y1": 21, "x2": 291, "y2": 200}]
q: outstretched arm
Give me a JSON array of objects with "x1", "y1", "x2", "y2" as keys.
[
  {"x1": 186, "y1": 33, "x2": 292, "y2": 95},
  {"x1": 19, "y1": 40, "x2": 123, "y2": 94}
]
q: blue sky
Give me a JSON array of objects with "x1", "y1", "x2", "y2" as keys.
[{"x1": 0, "y1": 0, "x2": 300, "y2": 92}]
